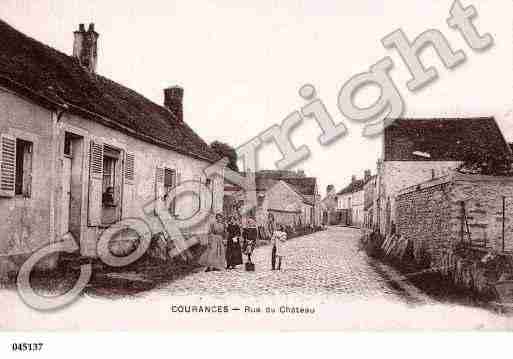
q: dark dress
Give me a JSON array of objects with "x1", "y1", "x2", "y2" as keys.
[
  {"x1": 243, "y1": 220, "x2": 258, "y2": 259},
  {"x1": 226, "y1": 223, "x2": 243, "y2": 267}
]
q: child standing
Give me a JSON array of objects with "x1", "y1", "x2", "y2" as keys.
[{"x1": 271, "y1": 224, "x2": 288, "y2": 270}]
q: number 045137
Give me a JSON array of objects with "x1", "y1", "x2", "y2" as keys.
[{"x1": 11, "y1": 343, "x2": 44, "y2": 352}]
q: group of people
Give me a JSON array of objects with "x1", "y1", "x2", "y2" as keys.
[{"x1": 199, "y1": 213, "x2": 288, "y2": 272}]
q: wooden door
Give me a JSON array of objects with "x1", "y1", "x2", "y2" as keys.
[{"x1": 61, "y1": 157, "x2": 72, "y2": 235}]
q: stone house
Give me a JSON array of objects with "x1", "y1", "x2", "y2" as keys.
[
  {"x1": 0, "y1": 21, "x2": 223, "y2": 274},
  {"x1": 377, "y1": 117, "x2": 511, "y2": 236},
  {"x1": 321, "y1": 184, "x2": 339, "y2": 225},
  {"x1": 224, "y1": 170, "x2": 320, "y2": 230},
  {"x1": 363, "y1": 171, "x2": 377, "y2": 230},
  {"x1": 337, "y1": 175, "x2": 365, "y2": 228}
]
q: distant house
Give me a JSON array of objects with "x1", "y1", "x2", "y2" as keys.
[
  {"x1": 224, "y1": 170, "x2": 321, "y2": 231},
  {"x1": 0, "y1": 21, "x2": 222, "y2": 274},
  {"x1": 337, "y1": 175, "x2": 365, "y2": 228},
  {"x1": 321, "y1": 184, "x2": 339, "y2": 225},
  {"x1": 362, "y1": 171, "x2": 377, "y2": 230},
  {"x1": 377, "y1": 117, "x2": 512, "y2": 236}
]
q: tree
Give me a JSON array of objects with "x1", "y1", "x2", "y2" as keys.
[
  {"x1": 210, "y1": 141, "x2": 239, "y2": 172},
  {"x1": 458, "y1": 149, "x2": 513, "y2": 176}
]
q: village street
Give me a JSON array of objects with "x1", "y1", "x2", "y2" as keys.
[
  {"x1": 5, "y1": 226, "x2": 513, "y2": 330},
  {"x1": 154, "y1": 226, "x2": 431, "y2": 303}
]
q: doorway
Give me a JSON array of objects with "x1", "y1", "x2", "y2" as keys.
[
  {"x1": 61, "y1": 156, "x2": 72, "y2": 235},
  {"x1": 62, "y1": 132, "x2": 84, "y2": 238}
]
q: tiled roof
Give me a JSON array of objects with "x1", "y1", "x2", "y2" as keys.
[
  {"x1": 254, "y1": 172, "x2": 316, "y2": 197},
  {"x1": 235, "y1": 171, "x2": 317, "y2": 197},
  {"x1": 337, "y1": 179, "x2": 364, "y2": 195},
  {"x1": 225, "y1": 171, "x2": 317, "y2": 205},
  {"x1": 384, "y1": 118, "x2": 511, "y2": 162},
  {"x1": 0, "y1": 20, "x2": 219, "y2": 163}
]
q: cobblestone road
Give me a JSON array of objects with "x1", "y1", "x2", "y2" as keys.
[{"x1": 158, "y1": 226, "x2": 429, "y2": 302}]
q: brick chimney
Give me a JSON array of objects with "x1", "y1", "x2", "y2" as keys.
[
  {"x1": 73, "y1": 23, "x2": 99, "y2": 73},
  {"x1": 164, "y1": 86, "x2": 184, "y2": 122}
]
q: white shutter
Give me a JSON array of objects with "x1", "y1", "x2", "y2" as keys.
[
  {"x1": 175, "y1": 172, "x2": 181, "y2": 216},
  {"x1": 88, "y1": 141, "x2": 103, "y2": 226},
  {"x1": 122, "y1": 152, "x2": 135, "y2": 218},
  {"x1": 154, "y1": 166, "x2": 165, "y2": 215},
  {"x1": 0, "y1": 134, "x2": 16, "y2": 198}
]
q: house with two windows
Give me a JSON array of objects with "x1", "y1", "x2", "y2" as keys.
[{"x1": 0, "y1": 21, "x2": 222, "y2": 274}]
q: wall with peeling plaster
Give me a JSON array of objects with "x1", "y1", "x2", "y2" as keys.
[
  {"x1": 0, "y1": 88, "x2": 56, "y2": 274},
  {"x1": 0, "y1": 88, "x2": 224, "y2": 275},
  {"x1": 60, "y1": 112, "x2": 223, "y2": 257}
]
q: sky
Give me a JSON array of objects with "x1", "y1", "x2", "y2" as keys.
[{"x1": 1, "y1": 0, "x2": 512, "y2": 195}]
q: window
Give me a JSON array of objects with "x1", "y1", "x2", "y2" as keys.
[
  {"x1": 102, "y1": 156, "x2": 116, "y2": 205},
  {"x1": 101, "y1": 146, "x2": 121, "y2": 227},
  {"x1": 15, "y1": 139, "x2": 33, "y2": 197},
  {"x1": 164, "y1": 168, "x2": 176, "y2": 215}
]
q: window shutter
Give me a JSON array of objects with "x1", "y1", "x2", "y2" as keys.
[
  {"x1": 88, "y1": 141, "x2": 103, "y2": 226},
  {"x1": 171, "y1": 171, "x2": 181, "y2": 217},
  {"x1": 122, "y1": 152, "x2": 135, "y2": 218},
  {"x1": 0, "y1": 134, "x2": 16, "y2": 198},
  {"x1": 168, "y1": 169, "x2": 177, "y2": 216},
  {"x1": 154, "y1": 166, "x2": 165, "y2": 215},
  {"x1": 124, "y1": 153, "x2": 135, "y2": 184}
]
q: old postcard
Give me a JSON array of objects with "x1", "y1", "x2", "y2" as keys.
[{"x1": 1, "y1": 0, "x2": 513, "y2": 337}]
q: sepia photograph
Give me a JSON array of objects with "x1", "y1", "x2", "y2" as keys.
[{"x1": 0, "y1": 0, "x2": 513, "y2": 349}]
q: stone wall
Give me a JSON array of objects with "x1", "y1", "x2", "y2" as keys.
[
  {"x1": 450, "y1": 174, "x2": 513, "y2": 252},
  {"x1": 396, "y1": 173, "x2": 513, "y2": 270},
  {"x1": 396, "y1": 179, "x2": 453, "y2": 267},
  {"x1": 379, "y1": 160, "x2": 461, "y2": 235}
]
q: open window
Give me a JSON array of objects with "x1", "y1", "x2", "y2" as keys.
[
  {"x1": 101, "y1": 146, "x2": 122, "y2": 224},
  {"x1": 155, "y1": 166, "x2": 180, "y2": 217},
  {"x1": 88, "y1": 142, "x2": 123, "y2": 226}
]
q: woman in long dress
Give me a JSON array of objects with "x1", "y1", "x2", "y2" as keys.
[
  {"x1": 243, "y1": 216, "x2": 258, "y2": 264},
  {"x1": 199, "y1": 213, "x2": 227, "y2": 271},
  {"x1": 225, "y1": 216, "x2": 243, "y2": 269}
]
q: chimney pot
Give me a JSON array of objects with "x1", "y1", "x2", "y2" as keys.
[
  {"x1": 164, "y1": 86, "x2": 184, "y2": 122},
  {"x1": 73, "y1": 23, "x2": 99, "y2": 73}
]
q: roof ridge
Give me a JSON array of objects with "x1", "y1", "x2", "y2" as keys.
[{"x1": 0, "y1": 18, "x2": 220, "y2": 163}]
